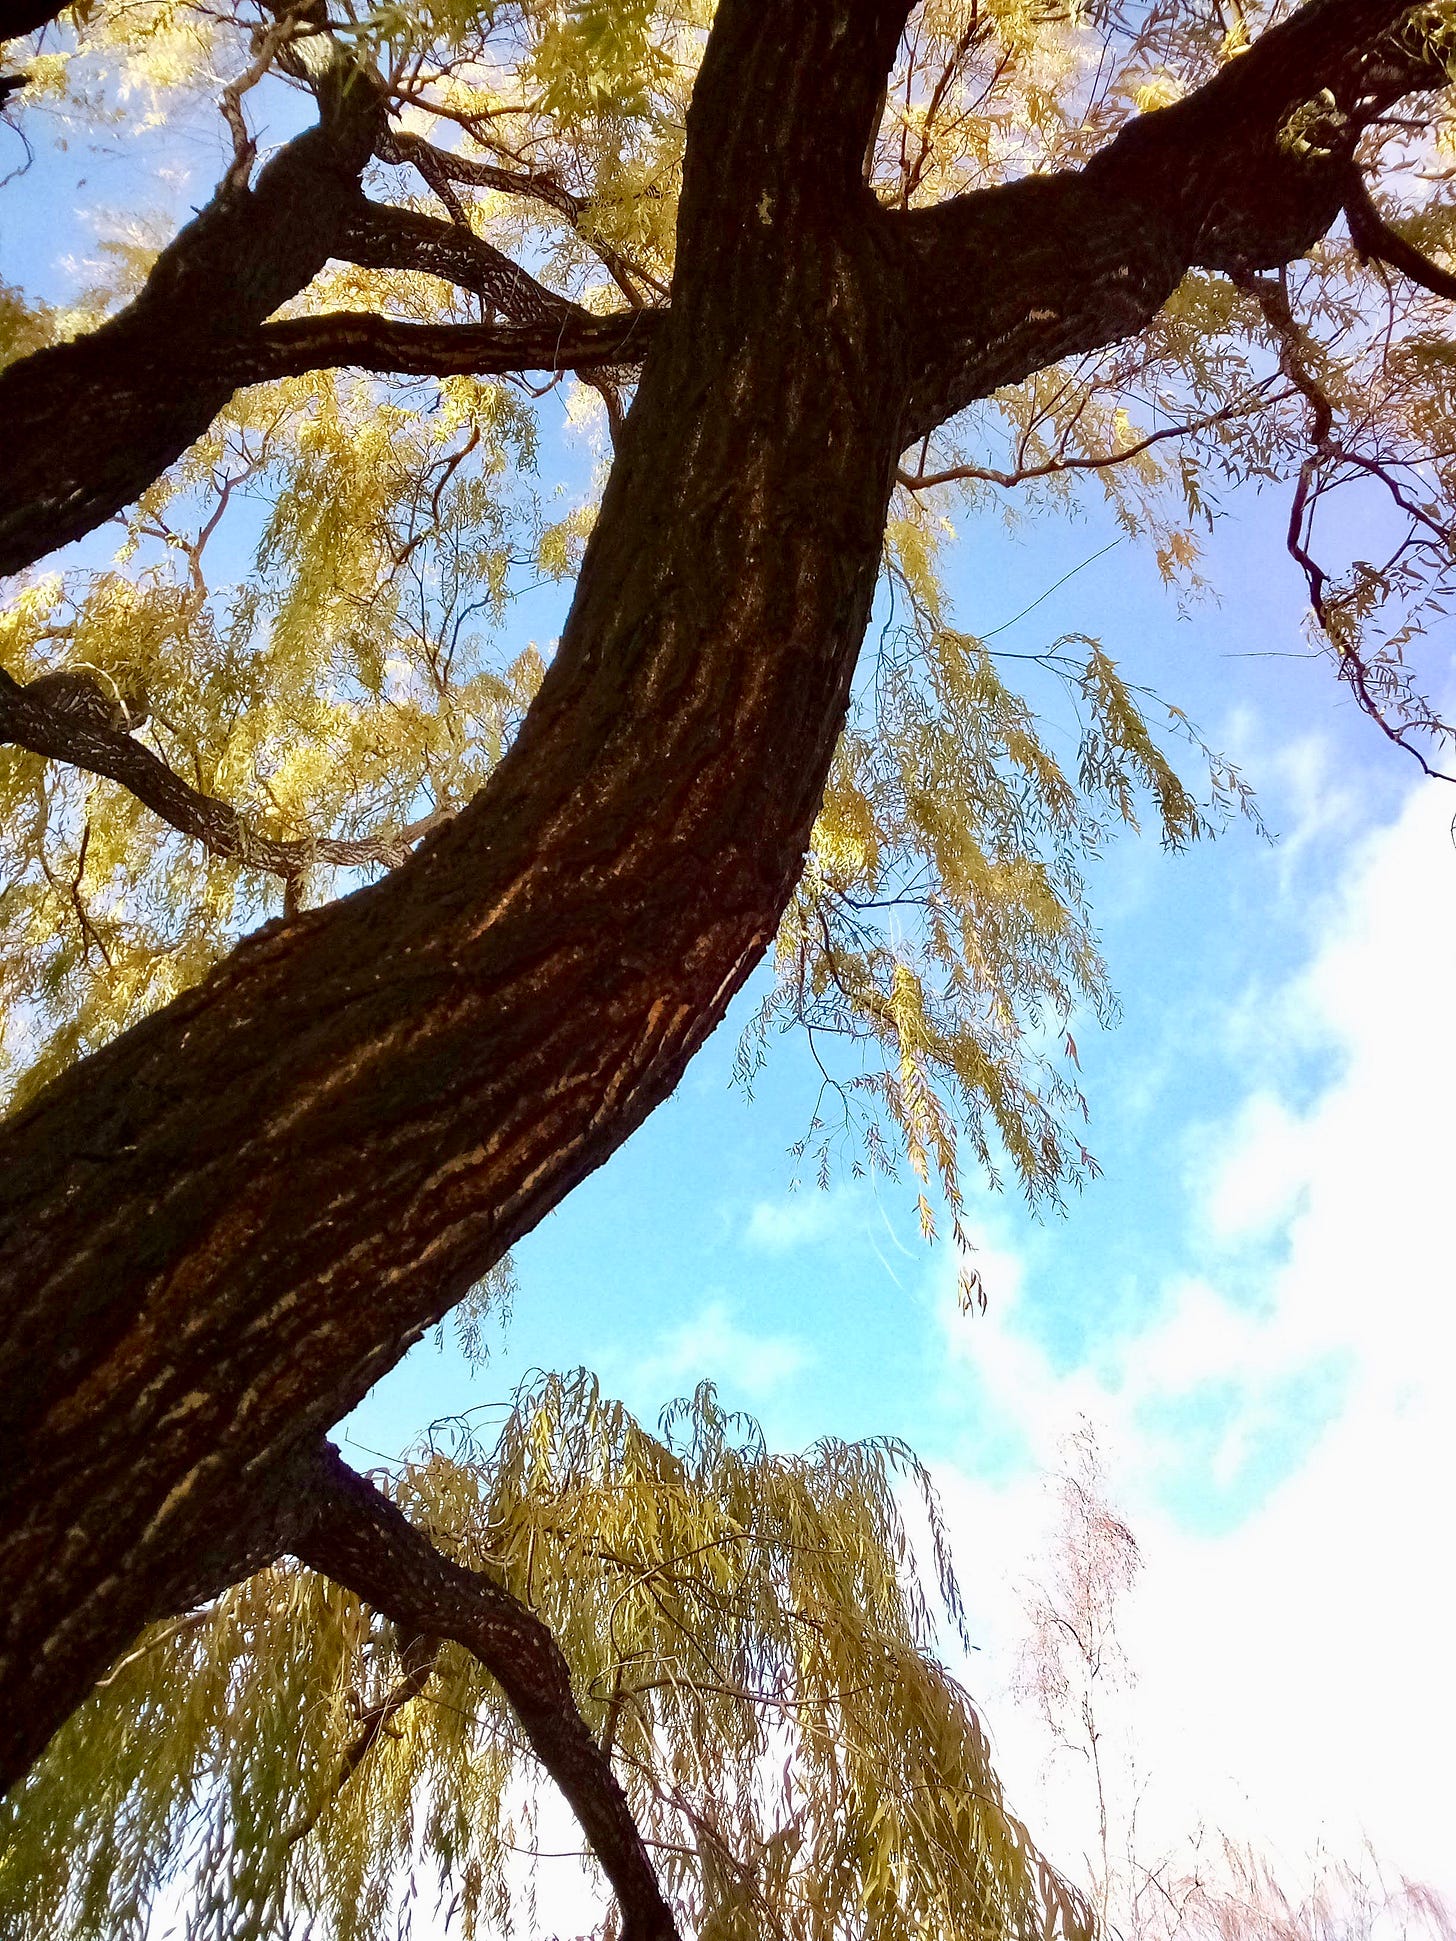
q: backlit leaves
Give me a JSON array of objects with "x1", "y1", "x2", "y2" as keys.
[{"x1": 0, "y1": 1375, "x2": 1094, "y2": 1941}]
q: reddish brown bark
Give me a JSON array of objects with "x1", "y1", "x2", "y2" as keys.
[{"x1": 0, "y1": 0, "x2": 1446, "y2": 1841}]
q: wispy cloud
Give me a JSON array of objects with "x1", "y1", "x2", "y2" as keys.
[
  {"x1": 745, "y1": 1192, "x2": 846, "y2": 1251},
  {"x1": 636, "y1": 1297, "x2": 814, "y2": 1402}
]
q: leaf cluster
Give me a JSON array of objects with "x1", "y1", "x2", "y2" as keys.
[{"x1": 1, "y1": 1374, "x2": 1094, "y2": 1941}]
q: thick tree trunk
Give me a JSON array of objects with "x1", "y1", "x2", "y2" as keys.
[
  {"x1": 0, "y1": 0, "x2": 915, "y2": 1792},
  {"x1": 0, "y1": 0, "x2": 1446, "y2": 1798}
]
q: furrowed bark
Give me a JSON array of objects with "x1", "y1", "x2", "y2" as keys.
[
  {"x1": 0, "y1": 0, "x2": 1450, "y2": 1800},
  {"x1": 294, "y1": 1443, "x2": 679, "y2": 1941},
  {"x1": 0, "y1": 0, "x2": 916, "y2": 1791}
]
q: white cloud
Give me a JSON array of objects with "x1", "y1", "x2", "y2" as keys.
[
  {"x1": 744, "y1": 1191, "x2": 845, "y2": 1251},
  {"x1": 636, "y1": 1296, "x2": 814, "y2": 1402},
  {"x1": 930, "y1": 779, "x2": 1456, "y2": 1897},
  {"x1": 1195, "y1": 1091, "x2": 1311, "y2": 1244}
]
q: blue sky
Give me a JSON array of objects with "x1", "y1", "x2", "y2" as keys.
[
  {"x1": 7, "y1": 67, "x2": 1456, "y2": 1914},
  {"x1": 325, "y1": 448, "x2": 1453, "y2": 1890},
  {"x1": 336, "y1": 471, "x2": 1456, "y2": 1895}
]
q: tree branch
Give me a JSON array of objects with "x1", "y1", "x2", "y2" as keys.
[
  {"x1": 0, "y1": 0, "x2": 68, "y2": 40},
  {"x1": 894, "y1": 0, "x2": 1452, "y2": 442},
  {"x1": 294, "y1": 1443, "x2": 679, "y2": 1941},
  {"x1": 376, "y1": 126, "x2": 667, "y2": 305},
  {"x1": 338, "y1": 196, "x2": 588, "y2": 325},
  {"x1": 0, "y1": 667, "x2": 451, "y2": 883},
  {"x1": 896, "y1": 389, "x2": 1279, "y2": 491},
  {"x1": 1343, "y1": 159, "x2": 1456, "y2": 298},
  {"x1": 280, "y1": 1628, "x2": 440, "y2": 1849},
  {"x1": 213, "y1": 305, "x2": 663, "y2": 386},
  {"x1": 0, "y1": 48, "x2": 384, "y2": 574},
  {"x1": 1238, "y1": 269, "x2": 1456, "y2": 778}
]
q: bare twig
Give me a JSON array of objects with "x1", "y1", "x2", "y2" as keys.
[
  {"x1": 281, "y1": 1631, "x2": 441, "y2": 1848},
  {"x1": 1239, "y1": 270, "x2": 1455, "y2": 780},
  {"x1": 896, "y1": 389, "x2": 1275, "y2": 492}
]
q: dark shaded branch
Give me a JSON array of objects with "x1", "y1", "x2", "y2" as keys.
[
  {"x1": 0, "y1": 0, "x2": 66, "y2": 40},
  {"x1": 1240, "y1": 269, "x2": 1456, "y2": 779},
  {"x1": 295, "y1": 1443, "x2": 679, "y2": 1941},
  {"x1": 218, "y1": 305, "x2": 663, "y2": 385},
  {"x1": 377, "y1": 126, "x2": 667, "y2": 304},
  {"x1": 1343, "y1": 160, "x2": 1456, "y2": 297},
  {"x1": 0, "y1": 667, "x2": 449, "y2": 880},
  {"x1": 894, "y1": 0, "x2": 1451, "y2": 442},
  {"x1": 38, "y1": 818, "x2": 109, "y2": 967},
  {"x1": 338, "y1": 196, "x2": 587, "y2": 325}
]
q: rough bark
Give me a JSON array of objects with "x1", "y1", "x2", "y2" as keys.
[
  {"x1": 0, "y1": 0, "x2": 1447, "y2": 1819},
  {"x1": 0, "y1": 0, "x2": 916, "y2": 1792}
]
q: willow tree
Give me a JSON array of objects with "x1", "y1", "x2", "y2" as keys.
[
  {"x1": 3, "y1": 1375, "x2": 1098, "y2": 1939},
  {"x1": 2, "y1": 0, "x2": 1455, "y2": 1930}
]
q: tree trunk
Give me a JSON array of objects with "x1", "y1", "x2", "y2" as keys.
[
  {"x1": 0, "y1": 0, "x2": 1444, "y2": 1793},
  {"x1": 0, "y1": 0, "x2": 915, "y2": 1793}
]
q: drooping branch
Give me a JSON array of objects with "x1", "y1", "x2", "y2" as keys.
[
  {"x1": 279, "y1": 1629, "x2": 441, "y2": 1851},
  {"x1": 0, "y1": 667, "x2": 452, "y2": 884},
  {"x1": 1238, "y1": 269, "x2": 1456, "y2": 777},
  {"x1": 294, "y1": 1443, "x2": 679, "y2": 1941}
]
